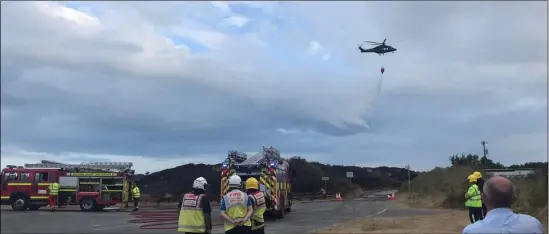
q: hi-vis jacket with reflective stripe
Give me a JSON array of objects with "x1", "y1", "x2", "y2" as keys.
[
  {"x1": 178, "y1": 193, "x2": 206, "y2": 233},
  {"x1": 223, "y1": 190, "x2": 251, "y2": 231},
  {"x1": 132, "y1": 186, "x2": 140, "y2": 198},
  {"x1": 48, "y1": 182, "x2": 59, "y2": 196},
  {"x1": 465, "y1": 184, "x2": 482, "y2": 208},
  {"x1": 248, "y1": 191, "x2": 266, "y2": 230}
]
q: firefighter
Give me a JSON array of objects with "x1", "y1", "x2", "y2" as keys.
[
  {"x1": 472, "y1": 171, "x2": 487, "y2": 219},
  {"x1": 131, "y1": 183, "x2": 140, "y2": 211},
  {"x1": 177, "y1": 177, "x2": 213, "y2": 234},
  {"x1": 465, "y1": 174, "x2": 482, "y2": 223},
  {"x1": 245, "y1": 178, "x2": 266, "y2": 234},
  {"x1": 47, "y1": 181, "x2": 60, "y2": 211},
  {"x1": 220, "y1": 175, "x2": 253, "y2": 234}
]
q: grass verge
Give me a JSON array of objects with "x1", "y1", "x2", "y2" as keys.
[{"x1": 313, "y1": 210, "x2": 470, "y2": 233}]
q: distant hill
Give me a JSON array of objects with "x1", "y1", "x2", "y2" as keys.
[{"x1": 137, "y1": 156, "x2": 419, "y2": 201}]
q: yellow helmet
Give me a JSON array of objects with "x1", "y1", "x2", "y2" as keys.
[
  {"x1": 468, "y1": 174, "x2": 478, "y2": 183},
  {"x1": 245, "y1": 177, "x2": 259, "y2": 190},
  {"x1": 473, "y1": 171, "x2": 482, "y2": 179}
]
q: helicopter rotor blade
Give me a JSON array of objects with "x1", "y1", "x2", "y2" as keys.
[
  {"x1": 364, "y1": 41, "x2": 381, "y2": 44},
  {"x1": 382, "y1": 38, "x2": 387, "y2": 45}
]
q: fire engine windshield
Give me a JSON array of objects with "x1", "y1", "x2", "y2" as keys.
[{"x1": 234, "y1": 164, "x2": 263, "y2": 175}]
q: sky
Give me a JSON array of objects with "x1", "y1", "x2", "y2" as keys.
[{"x1": 1, "y1": 1, "x2": 547, "y2": 173}]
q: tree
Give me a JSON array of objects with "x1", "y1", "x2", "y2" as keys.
[{"x1": 449, "y1": 153, "x2": 504, "y2": 169}]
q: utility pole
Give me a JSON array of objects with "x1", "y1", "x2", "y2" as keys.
[
  {"x1": 481, "y1": 141, "x2": 488, "y2": 158},
  {"x1": 481, "y1": 140, "x2": 488, "y2": 167},
  {"x1": 405, "y1": 164, "x2": 411, "y2": 198}
]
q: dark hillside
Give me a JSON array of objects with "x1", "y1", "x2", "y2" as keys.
[{"x1": 138, "y1": 157, "x2": 418, "y2": 201}]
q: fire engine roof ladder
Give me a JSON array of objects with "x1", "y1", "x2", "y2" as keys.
[
  {"x1": 23, "y1": 160, "x2": 133, "y2": 172},
  {"x1": 228, "y1": 151, "x2": 248, "y2": 164},
  {"x1": 240, "y1": 146, "x2": 281, "y2": 165}
]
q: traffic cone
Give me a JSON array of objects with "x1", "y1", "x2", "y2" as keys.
[
  {"x1": 336, "y1": 193, "x2": 343, "y2": 201},
  {"x1": 388, "y1": 193, "x2": 396, "y2": 200}
]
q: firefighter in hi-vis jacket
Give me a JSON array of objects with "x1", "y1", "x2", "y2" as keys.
[{"x1": 245, "y1": 177, "x2": 266, "y2": 234}]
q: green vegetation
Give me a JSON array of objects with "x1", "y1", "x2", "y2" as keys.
[{"x1": 400, "y1": 153, "x2": 547, "y2": 226}]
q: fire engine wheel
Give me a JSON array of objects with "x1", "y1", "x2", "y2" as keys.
[
  {"x1": 11, "y1": 197, "x2": 29, "y2": 211},
  {"x1": 275, "y1": 209, "x2": 285, "y2": 219},
  {"x1": 285, "y1": 205, "x2": 292, "y2": 213},
  {"x1": 79, "y1": 198, "x2": 97, "y2": 211}
]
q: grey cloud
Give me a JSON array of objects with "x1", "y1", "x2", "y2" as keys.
[{"x1": 1, "y1": 2, "x2": 546, "y2": 169}]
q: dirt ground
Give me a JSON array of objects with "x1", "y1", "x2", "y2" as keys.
[
  {"x1": 314, "y1": 194, "x2": 471, "y2": 233},
  {"x1": 313, "y1": 209, "x2": 470, "y2": 233}
]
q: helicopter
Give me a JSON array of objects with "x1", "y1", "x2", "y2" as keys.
[{"x1": 357, "y1": 39, "x2": 401, "y2": 56}]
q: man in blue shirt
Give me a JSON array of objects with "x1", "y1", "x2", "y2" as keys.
[
  {"x1": 219, "y1": 196, "x2": 253, "y2": 214},
  {"x1": 220, "y1": 175, "x2": 254, "y2": 234},
  {"x1": 462, "y1": 176, "x2": 544, "y2": 234}
]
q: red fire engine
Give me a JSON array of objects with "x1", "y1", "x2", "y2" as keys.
[
  {"x1": 1, "y1": 160, "x2": 136, "y2": 211},
  {"x1": 220, "y1": 147, "x2": 296, "y2": 219}
]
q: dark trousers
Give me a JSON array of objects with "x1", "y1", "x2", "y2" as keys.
[
  {"x1": 251, "y1": 226, "x2": 265, "y2": 234},
  {"x1": 481, "y1": 203, "x2": 487, "y2": 219},
  {"x1": 133, "y1": 197, "x2": 140, "y2": 208},
  {"x1": 468, "y1": 207, "x2": 482, "y2": 223},
  {"x1": 225, "y1": 226, "x2": 251, "y2": 234}
]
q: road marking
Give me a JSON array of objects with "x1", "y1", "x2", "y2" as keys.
[
  {"x1": 93, "y1": 224, "x2": 137, "y2": 231},
  {"x1": 366, "y1": 208, "x2": 388, "y2": 217}
]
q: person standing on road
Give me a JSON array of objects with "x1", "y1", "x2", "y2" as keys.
[
  {"x1": 462, "y1": 176, "x2": 544, "y2": 234},
  {"x1": 465, "y1": 174, "x2": 482, "y2": 223},
  {"x1": 245, "y1": 178, "x2": 266, "y2": 234},
  {"x1": 472, "y1": 171, "x2": 486, "y2": 219},
  {"x1": 131, "y1": 183, "x2": 141, "y2": 211},
  {"x1": 47, "y1": 181, "x2": 60, "y2": 211},
  {"x1": 178, "y1": 177, "x2": 213, "y2": 234},
  {"x1": 220, "y1": 175, "x2": 253, "y2": 234}
]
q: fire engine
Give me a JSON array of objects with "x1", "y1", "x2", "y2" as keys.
[
  {"x1": 0, "y1": 160, "x2": 137, "y2": 211},
  {"x1": 220, "y1": 146, "x2": 295, "y2": 219}
]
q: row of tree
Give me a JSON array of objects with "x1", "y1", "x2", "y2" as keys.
[{"x1": 449, "y1": 153, "x2": 547, "y2": 173}]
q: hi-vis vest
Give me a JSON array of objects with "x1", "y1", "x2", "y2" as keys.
[
  {"x1": 48, "y1": 183, "x2": 59, "y2": 195},
  {"x1": 249, "y1": 191, "x2": 266, "y2": 230},
  {"x1": 178, "y1": 193, "x2": 206, "y2": 233},
  {"x1": 465, "y1": 184, "x2": 482, "y2": 208},
  {"x1": 132, "y1": 187, "x2": 140, "y2": 198},
  {"x1": 223, "y1": 190, "x2": 251, "y2": 231}
]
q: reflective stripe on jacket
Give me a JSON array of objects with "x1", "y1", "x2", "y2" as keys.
[
  {"x1": 223, "y1": 190, "x2": 251, "y2": 231},
  {"x1": 48, "y1": 183, "x2": 59, "y2": 195},
  {"x1": 465, "y1": 184, "x2": 482, "y2": 208},
  {"x1": 177, "y1": 193, "x2": 206, "y2": 233},
  {"x1": 132, "y1": 187, "x2": 140, "y2": 198},
  {"x1": 249, "y1": 191, "x2": 266, "y2": 230}
]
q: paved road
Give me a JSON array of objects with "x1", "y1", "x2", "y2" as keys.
[{"x1": 1, "y1": 200, "x2": 391, "y2": 233}]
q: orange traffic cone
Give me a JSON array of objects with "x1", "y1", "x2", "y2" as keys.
[{"x1": 336, "y1": 193, "x2": 343, "y2": 201}]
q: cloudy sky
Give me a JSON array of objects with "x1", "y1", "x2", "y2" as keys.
[{"x1": 1, "y1": 1, "x2": 547, "y2": 173}]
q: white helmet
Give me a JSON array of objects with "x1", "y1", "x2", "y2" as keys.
[
  {"x1": 193, "y1": 177, "x2": 208, "y2": 190},
  {"x1": 228, "y1": 175, "x2": 242, "y2": 188}
]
